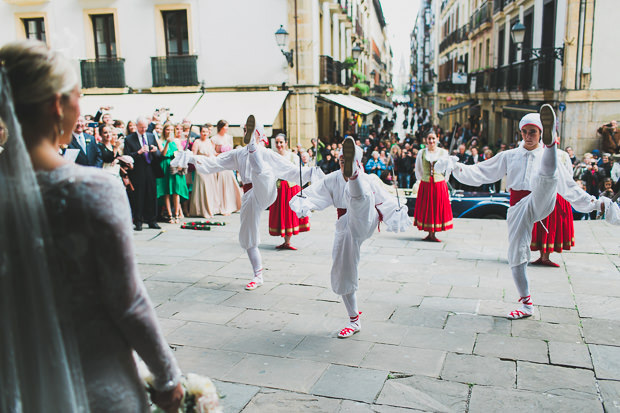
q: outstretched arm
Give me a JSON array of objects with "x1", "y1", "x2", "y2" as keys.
[
  {"x1": 448, "y1": 151, "x2": 507, "y2": 186},
  {"x1": 171, "y1": 148, "x2": 238, "y2": 174},
  {"x1": 289, "y1": 173, "x2": 335, "y2": 218}
]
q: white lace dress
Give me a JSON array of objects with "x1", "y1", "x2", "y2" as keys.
[{"x1": 37, "y1": 163, "x2": 180, "y2": 412}]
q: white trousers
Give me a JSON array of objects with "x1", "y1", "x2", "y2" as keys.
[
  {"x1": 331, "y1": 177, "x2": 378, "y2": 295},
  {"x1": 239, "y1": 165, "x2": 277, "y2": 250},
  {"x1": 506, "y1": 174, "x2": 557, "y2": 267}
]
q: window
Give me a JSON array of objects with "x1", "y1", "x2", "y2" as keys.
[
  {"x1": 22, "y1": 18, "x2": 45, "y2": 42},
  {"x1": 162, "y1": 10, "x2": 189, "y2": 56},
  {"x1": 91, "y1": 14, "x2": 116, "y2": 59},
  {"x1": 486, "y1": 39, "x2": 490, "y2": 67}
]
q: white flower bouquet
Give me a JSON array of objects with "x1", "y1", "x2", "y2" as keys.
[{"x1": 135, "y1": 354, "x2": 223, "y2": 413}]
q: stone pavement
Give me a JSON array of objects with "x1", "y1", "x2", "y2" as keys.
[{"x1": 135, "y1": 210, "x2": 620, "y2": 412}]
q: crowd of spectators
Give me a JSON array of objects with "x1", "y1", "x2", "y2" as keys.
[{"x1": 71, "y1": 104, "x2": 620, "y2": 217}]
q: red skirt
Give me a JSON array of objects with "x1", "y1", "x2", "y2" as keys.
[
  {"x1": 414, "y1": 178, "x2": 453, "y2": 232},
  {"x1": 530, "y1": 194, "x2": 575, "y2": 252},
  {"x1": 269, "y1": 180, "x2": 310, "y2": 237}
]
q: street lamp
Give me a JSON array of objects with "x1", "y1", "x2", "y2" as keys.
[
  {"x1": 510, "y1": 21, "x2": 526, "y2": 45},
  {"x1": 456, "y1": 57, "x2": 466, "y2": 73},
  {"x1": 275, "y1": 25, "x2": 294, "y2": 67},
  {"x1": 352, "y1": 43, "x2": 362, "y2": 61},
  {"x1": 510, "y1": 20, "x2": 564, "y2": 61}
]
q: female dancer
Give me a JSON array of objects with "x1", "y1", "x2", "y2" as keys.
[
  {"x1": 413, "y1": 132, "x2": 453, "y2": 242},
  {"x1": 268, "y1": 134, "x2": 310, "y2": 250}
]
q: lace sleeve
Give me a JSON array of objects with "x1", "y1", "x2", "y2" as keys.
[{"x1": 86, "y1": 174, "x2": 181, "y2": 391}]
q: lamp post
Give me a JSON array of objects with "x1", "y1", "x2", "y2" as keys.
[
  {"x1": 510, "y1": 20, "x2": 564, "y2": 61},
  {"x1": 275, "y1": 25, "x2": 294, "y2": 67},
  {"x1": 352, "y1": 43, "x2": 362, "y2": 61}
]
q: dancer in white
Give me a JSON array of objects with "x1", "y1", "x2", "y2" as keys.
[
  {"x1": 437, "y1": 105, "x2": 614, "y2": 319},
  {"x1": 290, "y1": 137, "x2": 410, "y2": 338},
  {"x1": 171, "y1": 116, "x2": 321, "y2": 290}
]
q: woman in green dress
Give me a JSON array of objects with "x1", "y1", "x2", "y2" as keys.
[{"x1": 157, "y1": 123, "x2": 189, "y2": 223}]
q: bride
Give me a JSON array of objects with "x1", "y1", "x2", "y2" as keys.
[{"x1": 0, "y1": 41, "x2": 183, "y2": 412}]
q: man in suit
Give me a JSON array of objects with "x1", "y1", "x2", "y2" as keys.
[
  {"x1": 124, "y1": 117, "x2": 162, "y2": 231},
  {"x1": 68, "y1": 116, "x2": 102, "y2": 167}
]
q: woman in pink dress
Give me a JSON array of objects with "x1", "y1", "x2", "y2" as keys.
[
  {"x1": 189, "y1": 124, "x2": 221, "y2": 218},
  {"x1": 212, "y1": 119, "x2": 242, "y2": 215}
]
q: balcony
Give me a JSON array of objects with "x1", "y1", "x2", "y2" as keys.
[
  {"x1": 493, "y1": 0, "x2": 515, "y2": 14},
  {"x1": 471, "y1": 54, "x2": 557, "y2": 93},
  {"x1": 470, "y1": 1, "x2": 492, "y2": 34},
  {"x1": 80, "y1": 58, "x2": 125, "y2": 89},
  {"x1": 151, "y1": 55, "x2": 198, "y2": 87},
  {"x1": 320, "y1": 55, "x2": 344, "y2": 86},
  {"x1": 439, "y1": 24, "x2": 469, "y2": 54},
  {"x1": 438, "y1": 79, "x2": 469, "y2": 94}
]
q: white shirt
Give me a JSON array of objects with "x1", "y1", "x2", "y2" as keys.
[
  {"x1": 74, "y1": 133, "x2": 86, "y2": 153},
  {"x1": 451, "y1": 143, "x2": 597, "y2": 212}
]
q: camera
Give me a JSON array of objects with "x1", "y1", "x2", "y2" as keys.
[{"x1": 87, "y1": 122, "x2": 98, "y2": 128}]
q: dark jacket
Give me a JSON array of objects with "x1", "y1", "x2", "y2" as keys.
[{"x1": 67, "y1": 133, "x2": 102, "y2": 167}]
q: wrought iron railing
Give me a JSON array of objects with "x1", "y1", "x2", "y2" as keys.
[
  {"x1": 80, "y1": 58, "x2": 125, "y2": 88},
  {"x1": 437, "y1": 79, "x2": 469, "y2": 94},
  {"x1": 470, "y1": 2, "x2": 492, "y2": 33},
  {"x1": 320, "y1": 55, "x2": 344, "y2": 85},
  {"x1": 151, "y1": 55, "x2": 198, "y2": 87}
]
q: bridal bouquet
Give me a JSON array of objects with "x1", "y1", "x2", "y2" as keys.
[{"x1": 135, "y1": 355, "x2": 223, "y2": 413}]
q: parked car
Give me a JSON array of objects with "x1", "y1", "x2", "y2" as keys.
[{"x1": 406, "y1": 187, "x2": 511, "y2": 219}]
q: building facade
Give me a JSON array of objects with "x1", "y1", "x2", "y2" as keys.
[
  {"x1": 1, "y1": 0, "x2": 392, "y2": 148},
  {"x1": 411, "y1": 0, "x2": 620, "y2": 154}
]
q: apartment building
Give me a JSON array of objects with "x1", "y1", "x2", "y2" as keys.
[
  {"x1": 411, "y1": 0, "x2": 620, "y2": 154},
  {"x1": 1, "y1": 0, "x2": 392, "y2": 148}
]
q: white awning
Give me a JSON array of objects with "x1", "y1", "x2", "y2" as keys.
[
  {"x1": 189, "y1": 91, "x2": 289, "y2": 126},
  {"x1": 79, "y1": 90, "x2": 289, "y2": 126},
  {"x1": 319, "y1": 93, "x2": 389, "y2": 115},
  {"x1": 80, "y1": 93, "x2": 202, "y2": 124}
]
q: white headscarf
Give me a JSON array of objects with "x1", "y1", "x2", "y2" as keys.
[{"x1": 519, "y1": 113, "x2": 543, "y2": 132}]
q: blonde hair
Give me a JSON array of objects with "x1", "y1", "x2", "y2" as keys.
[{"x1": 0, "y1": 40, "x2": 77, "y2": 144}]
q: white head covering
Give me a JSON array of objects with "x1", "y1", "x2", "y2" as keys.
[{"x1": 519, "y1": 113, "x2": 543, "y2": 132}]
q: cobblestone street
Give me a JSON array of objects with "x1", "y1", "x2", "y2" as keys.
[{"x1": 136, "y1": 211, "x2": 620, "y2": 412}]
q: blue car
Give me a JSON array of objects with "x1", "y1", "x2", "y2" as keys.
[{"x1": 406, "y1": 188, "x2": 511, "y2": 219}]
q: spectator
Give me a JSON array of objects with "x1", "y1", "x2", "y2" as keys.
[
  {"x1": 396, "y1": 148, "x2": 415, "y2": 188},
  {"x1": 319, "y1": 152, "x2": 338, "y2": 174},
  {"x1": 598, "y1": 120, "x2": 620, "y2": 154},
  {"x1": 365, "y1": 150, "x2": 386, "y2": 177},
  {"x1": 600, "y1": 153, "x2": 612, "y2": 178},
  {"x1": 600, "y1": 177, "x2": 614, "y2": 199},
  {"x1": 67, "y1": 116, "x2": 103, "y2": 167},
  {"x1": 565, "y1": 146, "x2": 578, "y2": 167},
  {"x1": 157, "y1": 123, "x2": 189, "y2": 223},
  {"x1": 611, "y1": 154, "x2": 620, "y2": 191},
  {"x1": 126, "y1": 120, "x2": 137, "y2": 136}
]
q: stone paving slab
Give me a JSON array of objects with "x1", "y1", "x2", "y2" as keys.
[
  {"x1": 239, "y1": 389, "x2": 341, "y2": 412},
  {"x1": 599, "y1": 380, "x2": 620, "y2": 413},
  {"x1": 468, "y1": 385, "x2": 603, "y2": 412},
  {"x1": 310, "y1": 364, "x2": 388, "y2": 403},
  {"x1": 360, "y1": 344, "x2": 446, "y2": 377},
  {"x1": 401, "y1": 326, "x2": 476, "y2": 353},
  {"x1": 375, "y1": 375, "x2": 469, "y2": 412},
  {"x1": 581, "y1": 318, "x2": 620, "y2": 345},
  {"x1": 220, "y1": 329, "x2": 305, "y2": 357},
  {"x1": 388, "y1": 307, "x2": 450, "y2": 329},
  {"x1": 288, "y1": 335, "x2": 373, "y2": 366},
  {"x1": 173, "y1": 346, "x2": 244, "y2": 379},
  {"x1": 212, "y1": 380, "x2": 259, "y2": 413},
  {"x1": 548, "y1": 341, "x2": 593, "y2": 369},
  {"x1": 538, "y1": 306, "x2": 580, "y2": 324},
  {"x1": 473, "y1": 333, "x2": 549, "y2": 363},
  {"x1": 510, "y1": 319, "x2": 583, "y2": 343},
  {"x1": 440, "y1": 353, "x2": 515, "y2": 387},
  {"x1": 222, "y1": 355, "x2": 328, "y2": 393},
  {"x1": 516, "y1": 361, "x2": 598, "y2": 398},
  {"x1": 443, "y1": 313, "x2": 511, "y2": 335},
  {"x1": 590, "y1": 345, "x2": 620, "y2": 380},
  {"x1": 338, "y1": 400, "x2": 421, "y2": 412}
]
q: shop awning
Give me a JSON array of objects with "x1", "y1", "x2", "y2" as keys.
[
  {"x1": 365, "y1": 95, "x2": 394, "y2": 109},
  {"x1": 502, "y1": 104, "x2": 540, "y2": 120},
  {"x1": 437, "y1": 99, "x2": 478, "y2": 118},
  {"x1": 80, "y1": 93, "x2": 202, "y2": 124},
  {"x1": 189, "y1": 91, "x2": 289, "y2": 126},
  {"x1": 319, "y1": 93, "x2": 389, "y2": 115},
  {"x1": 79, "y1": 90, "x2": 289, "y2": 126}
]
